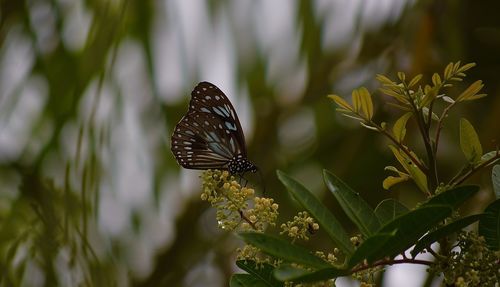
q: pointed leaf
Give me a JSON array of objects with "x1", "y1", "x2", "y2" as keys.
[
  {"x1": 236, "y1": 260, "x2": 283, "y2": 287},
  {"x1": 323, "y1": 170, "x2": 380, "y2": 237},
  {"x1": 388, "y1": 145, "x2": 428, "y2": 194},
  {"x1": 411, "y1": 214, "x2": 485, "y2": 257},
  {"x1": 230, "y1": 274, "x2": 269, "y2": 287},
  {"x1": 376, "y1": 205, "x2": 452, "y2": 257},
  {"x1": 382, "y1": 175, "x2": 410, "y2": 190},
  {"x1": 328, "y1": 95, "x2": 352, "y2": 111},
  {"x1": 348, "y1": 232, "x2": 396, "y2": 267},
  {"x1": 460, "y1": 118, "x2": 483, "y2": 164},
  {"x1": 408, "y1": 74, "x2": 423, "y2": 88},
  {"x1": 492, "y1": 165, "x2": 500, "y2": 199},
  {"x1": 374, "y1": 199, "x2": 409, "y2": 225},
  {"x1": 456, "y1": 80, "x2": 484, "y2": 102},
  {"x1": 478, "y1": 199, "x2": 500, "y2": 250},
  {"x1": 358, "y1": 87, "x2": 374, "y2": 120},
  {"x1": 277, "y1": 171, "x2": 353, "y2": 255},
  {"x1": 424, "y1": 185, "x2": 479, "y2": 209},
  {"x1": 392, "y1": 112, "x2": 412, "y2": 142},
  {"x1": 274, "y1": 265, "x2": 348, "y2": 283},
  {"x1": 239, "y1": 232, "x2": 330, "y2": 269}
]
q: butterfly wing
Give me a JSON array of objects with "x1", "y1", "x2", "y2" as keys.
[{"x1": 171, "y1": 82, "x2": 247, "y2": 170}]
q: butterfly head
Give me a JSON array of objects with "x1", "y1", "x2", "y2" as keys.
[{"x1": 228, "y1": 154, "x2": 258, "y2": 175}]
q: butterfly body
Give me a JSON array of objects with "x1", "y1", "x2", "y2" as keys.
[{"x1": 171, "y1": 82, "x2": 257, "y2": 175}]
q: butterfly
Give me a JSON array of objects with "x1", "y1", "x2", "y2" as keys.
[{"x1": 171, "y1": 82, "x2": 258, "y2": 175}]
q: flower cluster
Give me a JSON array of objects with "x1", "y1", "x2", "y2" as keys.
[
  {"x1": 280, "y1": 211, "x2": 319, "y2": 242},
  {"x1": 200, "y1": 170, "x2": 279, "y2": 232},
  {"x1": 429, "y1": 231, "x2": 499, "y2": 286}
]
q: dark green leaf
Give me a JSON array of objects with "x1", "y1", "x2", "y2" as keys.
[
  {"x1": 323, "y1": 170, "x2": 380, "y2": 237},
  {"x1": 277, "y1": 170, "x2": 353, "y2": 255},
  {"x1": 374, "y1": 199, "x2": 409, "y2": 225},
  {"x1": 411, "y1": 214, "x2": 485, "y2": 257},
  {"x1": 236, "y1": 260, "x2": 283, "y2": 287},
  {"x1": 478, "y1": 199, "x2": 500, "y2": 250},
  {"x1": 425, "y1": 185, "x2": 479, "y2": 209},
  {"x1": 230, "y1": 274, "x2": 269, "y2": 287},
  {"x1": 376, "y1": 205, "x2": 452, "y2": 257},
  {"x1": 274, "y1": 265, "x2": 348, "y2": 283},
  {"x1": 348, "y1": 232, "x2": 396, "y2": 267},
  {"x1": 239, "y1": 232, "x2": 330, "y2": 269},
  {"x1": 493, "y1": 165, "x2": 500, "y2": 199}
]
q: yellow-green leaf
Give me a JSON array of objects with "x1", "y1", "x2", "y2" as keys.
[
  {"x1": 389, "y1": 145, "x2": 428, "y2": 194},
  {"x1": 352, "y1": 89, "x2": 361, "y2": 113},
  {"x1": 460, "y1": 118, "x2": 483, "y2": 164},
  {"x1": 432, "y1": 73, "x2": 441, "y2": 86},
  {"x1": 376, "y1": 74, "x2": 395, "y2": 85},
  {"x1": 444, "y1": 62, "x2": 454, "y2": 79},
  {"x1": 408, "y1": 74, "x2": 423, "y2": 88},
  {"x1": 392, "y1": 112, "x2": 412, "y2": 142},
  {"x1": 457, "y1": 62, "x2": 476, "y2": 73},
  {"x1": 358, "y1": 87, "x2": 374, "y2": 120},
  {"x1": 383, "y1": 175, "x2": 410, "y2": 190},
  {"x1": 456, "y1": 80, "x2": 484, "y2": 102},
  {"x1": 328, "y1": 94, "x2": 353, "y2": 111}
]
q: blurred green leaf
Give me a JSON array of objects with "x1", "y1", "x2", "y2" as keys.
[
  {"x1": 460, "y1": 118, "x2": 483, "y2": 164},
  {"x1": 277, "y1": 170, "x2": 353, "y2": 255},
  {"x1": 323, "y1": 170, "x2": 380, "y2": 237},
  {"x1": 230, "y1": 274, "x2": 269, "y2": 287},
  {"x1": 411, "y1": 214, "x2": 485, "y2": 257},
  {"x1": 239, "y1": 232, "x2": 330, "y2": 269},
  {"x1": 236, "y1": 260, "x2": 282, "y2": 287},
  {"x1": 273, "y1": 265, "x2": 348, "y2": 283},
  {"x1": 478, "y1": 199, "x2": 500, "y2": 251},
  {"x1": 492, "y1": 165, "x2": 500, "y2": 199},
  {"x1": 374, "y1": 199, "x2": 409, "y2": 225}
]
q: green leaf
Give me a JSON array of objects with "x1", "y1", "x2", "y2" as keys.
[
  {"x1": 328, "y1": 95, "x2": 352, "y2": 111},
  {"x1": 478, "y1": 199, "x2": 500, "y2": 250},
  {"x1": 236, "y1": 260, "x2": 283, "y2": 287},
  {"x1": 408, "y1": 74, "x2": 423, "y2": 88},
  {"x1": 459, "y1": 118, "x2": 483, "y2": 164},
  {"x1": 388, "y1": 145, "x2": 428, "y2": 194},
  {"x1": 376, "y1": 205, "x2": 452, "y2": 257},
  {"x1": 357, "y1": 87, "x2": 374, "y2": 120},
  {"x1": 277, "y1": 170, "x2": 353, "y2": 255},
  {"x1": 493, "y1": 165, "x2": 500, "y2": 199},
  {"x1": 273, "y1": 265, "x2": 348, "y2": 283},
  {"x1": 424, "y1": 185, "x2": 479, "y2": 209},
  {"x1": 323, "y1": 170, "x2": 380, "y2": 237},
  {"x1": 374, "y1": 199, "x2": 409, "y2": 225},
  {"x1": 239, "y1": 232, "x2": 330, "y2": 269},
  {"x1": 411, "y1": 214, "x2": 485, "y2": 257},
  {"x1": 392, "y1": 112, "x2": 412, "y2": 142},
  {"x1": 348, "y1": 232, "x2": 396, "y2": 267},
  {"x1": 456, "y1": 80, "x2": 485, "y2": 102},
  {"x1": 382, "y1": 175, "x2": 410, "y2": 190},
  {"x1": 230, "y1": 274, "x2": 269, "y2": 287}
]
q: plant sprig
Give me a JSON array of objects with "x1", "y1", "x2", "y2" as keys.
[{"x1": 329, "y1": 61, "x2": 500, "y2": 195}]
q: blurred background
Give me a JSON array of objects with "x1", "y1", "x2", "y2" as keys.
[{"x1": 1, "y1": 0, "x2": 499, "y2": 286}]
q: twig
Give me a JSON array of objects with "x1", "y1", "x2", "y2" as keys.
[{"x1": 350, "y1": 258, "x2": 433, "y2": 274}]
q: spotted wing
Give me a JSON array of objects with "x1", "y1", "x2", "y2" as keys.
[{"x1": 170, "y1": 82, "x2": 247, "y2": 170}]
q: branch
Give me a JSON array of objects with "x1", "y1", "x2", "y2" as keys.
[
  {"x1": 350, "y1": 258, "x2": 433, "y2": 274},
  {"x1": 451, "y1": 151, "x2": 500, "y2": 186}
]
